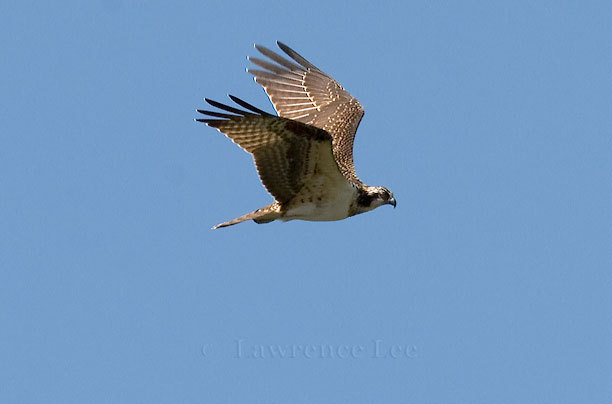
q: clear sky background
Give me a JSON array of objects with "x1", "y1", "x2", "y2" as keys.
[{"x1": 2, "y1": 1, "x2": 611, "y2": 403}]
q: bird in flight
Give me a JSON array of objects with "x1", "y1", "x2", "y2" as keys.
[{"x1": 197, "y1": 41, "x2": 396, "y2": 229}]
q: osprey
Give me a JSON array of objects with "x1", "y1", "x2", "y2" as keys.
[{"x1": 197, "y1": 42, "x2": 396, "y2": 229}]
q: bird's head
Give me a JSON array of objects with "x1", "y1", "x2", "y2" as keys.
[{"x1": 355, "y1": 186, "x2": 396, "y2": 214}]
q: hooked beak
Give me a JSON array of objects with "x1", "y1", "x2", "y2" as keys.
[{"x1": 389, "y1": 197, "x2": 396, "y2": 208}]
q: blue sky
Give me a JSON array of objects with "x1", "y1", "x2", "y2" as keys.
[{"x1": 2, "y1": 1, "x2": 612, "y2": 402}]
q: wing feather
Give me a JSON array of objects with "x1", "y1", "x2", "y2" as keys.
[
  {"x1": 196, "y1": 96, "x2": 337, "y2": 204},
  {"x1": 248, "y1": 42, "x2": 364, "y2": 185}
]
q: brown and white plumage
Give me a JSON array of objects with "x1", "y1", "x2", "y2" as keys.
[
  {"x1": 197, "y1": 42, "x2": 396, "y2": 229},
  {"x1": 248, "y1": 42, "x2": 364, "y2": 185}
]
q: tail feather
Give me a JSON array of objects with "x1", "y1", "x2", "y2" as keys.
[{"x1": 212, "y1": 203, "x2": 281, "y2": 229}]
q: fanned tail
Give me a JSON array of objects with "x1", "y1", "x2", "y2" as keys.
[{"x1": 212, "y1": 203, "x2": 281, "y2": 229}]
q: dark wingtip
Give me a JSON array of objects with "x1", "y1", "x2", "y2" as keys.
[
  {"x1": 276, "y1": 41, "x2": 291, "y2": 53},
  {"x1": 195, "y1": 118, "x2": 221, "y2": 126},
  {"x1": 227, "y1": 95, "x2": 271, "y2": 116}
]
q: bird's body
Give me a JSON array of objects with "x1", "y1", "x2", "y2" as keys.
[
  {"x1": 197, "y1": 42, "x2": 395, "y2": 229},
  {"x1": 280, "y1": 142, "x2": 357, "y2": 222}
]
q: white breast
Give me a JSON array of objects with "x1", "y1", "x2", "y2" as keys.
[{"x1": 281, "y1": 141, "x2": 357, "y2": 222}]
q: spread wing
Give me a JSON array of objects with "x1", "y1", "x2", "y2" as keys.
[
  {"x1": 196, "y1": 95, "x2": 340, "y2": 204},
  {"x1": 248, "y1": 42, "x2": 364, "y2": 185}
]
